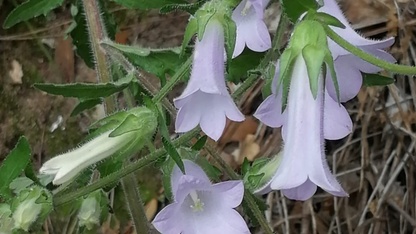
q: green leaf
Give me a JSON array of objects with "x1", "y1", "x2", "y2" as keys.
[
  {"x1": 281, "y1": 0, "x2": 318, "y2": 23},
  {"x1": 222, "y1": 15, "x2": 237, "y2": 65},
  {"x1": 180, "y1": 18, "x2": 198, "y2": 56},
  {"x1": 362, "y1": 72, "x2": 395, "y2": 86},
  {"x1": 160, "y1": 1, "x2": 205, "y2": 14},
  {"x1": 302, "y1": 45, "x2": 325, "y2": 99},
  {"x1": 101, "y1": 40, "x2": 152, "y2": 56},
  {"x1": 111, "y1": 0, "x2": 186, "y2": 9},
  {"x1": 0, "y1": 137, "x2": 31, "y2": 198},
  {"x1": 71, "y1": 98, "x2": 103, "y2": 117},
  {"x1": 3, "y1": 0, "x2": 64, "y2": 29},
  {"x1": 34, "y1": 72, "x2": 133, "y2": 99},
  {"x1": 228, "y1": 49, "x2": 264, "y2": 83},
  {"x1": 191, "y1": 135, "x2": 208, "y2": 151}
]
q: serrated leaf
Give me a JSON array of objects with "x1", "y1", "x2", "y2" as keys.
[
  {"x1": 362, "y1": 72, "x2": 395, "y2": 86},
  {"x1": 34, "y1": 75, "x2": 132, "y2": 99},
  {"x1": 111, "y1": 0, "x2": 186, "y2": 9},
  {"x1": 302, "y1": 45, "x2": 325, "y2": 99},
  {"x1": 314, "y1": 12, "x2": 346, "y2": 29},
  {"x1": 160, "y1": 1, "x2": 205, "y2": 14},
  {"x1": 181, "y1": 18, "x2": 198, "y2": 56},
  {"x1": 3, "y1": 0, "x2": 64, "y2": 29},
  {"x1": 281, "y1": 0, "x2": 318, "y2": 23},
  {"x1": 71, "y1": 98, "x2": 103, "y2": 117},
  {"x1": 0, "y1": 137, "x2": 31, "y2": 198},
  {"x1": 222, "y1": 15, "x2": 237, "y2": 65}
]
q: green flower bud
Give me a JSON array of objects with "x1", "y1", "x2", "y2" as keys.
[
  {"x1": 78, "y1": 191, "x2": 106, "y2": 230},
  {"x1": 0, "y1": 204, "x2": 13, "y2": 234},
  {"x1": 11, "y1": 186, "x2": 52, "y2": 232}
]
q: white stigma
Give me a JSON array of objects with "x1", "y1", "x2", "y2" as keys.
[{"x1": 189, "y1": 190, "x2": 204, "y2": 212}]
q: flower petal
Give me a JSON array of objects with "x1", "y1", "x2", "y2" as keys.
[
  {"x1": 212, "y1": 181, "x2": 244, "y2": 208},
  {"x1": 152, "y1": 203, "x2": 184, "y2": 234},
  {"x1": 254, "y1": 92, "x2": 286, "y2": 128},
  {"x1": 183, "y1": 208, "x2": 250, "y2": 234},
  {"x1": 175, "y1": 97, "x2": 201, "y2": 133},
  {"x1": 171, "y1": 160, "x2": 211, "y2": 200},
  {"x1": 326, "y1": 55, "x2": 363, "y2": 102},
  {"x1": 282, "y1": 180, "x2": 317, "y2": 201},
  {"x1": 323, "y1": 92, "x2": 353, "y2": 140}
]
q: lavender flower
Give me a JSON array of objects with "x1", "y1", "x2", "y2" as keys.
[
  {"x1": 232, "y1": 0, "x2": 271, "y2": 58},
  {"x1": 320, "y1": 0, "x2": 396, "y2": 102},
  {"x1": 152, "y1": 160, "x2": 249, "y2": 234},
  {"x1": 255, "y1": 56, "x2": 349, "y2": 200},
  {"x1": 174, "y1": 20, "x2": 244, "y2": 141}
]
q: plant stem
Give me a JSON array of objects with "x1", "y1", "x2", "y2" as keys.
[
  {"x1": 152, "y1": 56, "x2": 192, "y2": 103},
  {"x1": 82, "y1": 0, "x2": 149, "y2": 231},
  {"x1": 82, "y1": 0, "x2": 115, "y2": 111},
  {"x1": 324, "y1": 25, "x2": 416, "y2": 75},
  {"x1": 121, "y1": 174, "x2": 150, "y2": 234},
  {"x1": 54, "y1": 129, "x2": 199, "y2": 206}
]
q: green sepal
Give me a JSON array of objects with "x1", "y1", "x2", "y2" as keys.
[
  {"x1": 221, "y1": 14, "x2": 237, "y2": 65},
  {"x1": 244, "y1": 153, "x2": 283, "y2": 193},
  {"x1": 109, "y1": 108, "x2": 157, "y2": 137},
  {"x1": 278, "y1": 48, "x2": 298, "y2": 112},
  {"x1": 196, "y1": 10, "x2": 216, "y2": 41},
  {"x1": 181, "y1": 17, "x2": 198, "y2": 56},
  {"x1": 324, "y1": 52, "x2": 340, "y2": 102},
  {"x1": 302, "y1": 45, "x2": 326, "y2": 99},
  {"x1": 191, "y1": 135, "x2": 208, "y2": 151},
  {"x1": 362, "y1": 72, "x2": 395, "y2": 86}
]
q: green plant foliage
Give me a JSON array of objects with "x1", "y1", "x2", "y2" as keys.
[{"x1": 3, "y1": 0, "x2": 64, "y2": 29}]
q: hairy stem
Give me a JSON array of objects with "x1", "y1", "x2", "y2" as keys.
[
  {"x1": 324, "y1": 25, "x2": 416, "y2": 75},
  {"x1": 82, "y1": 0, "x2": 115, "y2": 111}
]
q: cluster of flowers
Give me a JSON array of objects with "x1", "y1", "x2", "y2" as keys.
[{"x1": 156, "y1": 0, "x2": 394, "y2": 232}]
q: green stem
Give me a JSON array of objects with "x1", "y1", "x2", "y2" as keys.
[
  {"x1": 82, "y1": 1, "x2": 149, "y2": 231},
  {"x1": 324, "y1": 25, "x2": 416, "y2": 75},
  {"x1": 205, "y1": 144, "x2": 274, "y2": 234},
  {"x1": 121, "y1": 174, "x2": 150, "y2": 234},
  {"x1": 152, "y1": 56, "x2": 192, "y2": 103},
  {"x1": 54, "y1": 129, "x2": 199, "y2": 206},
  {"x1": 82, "y1": 0, "x2": 115, "y2": 112}
]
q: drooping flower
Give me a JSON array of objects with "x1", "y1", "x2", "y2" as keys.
[
  {"x1": 232, "y1": 0, "x2": 271, "y2": 58},
  {"x1": 40, "y1": 107, "x2": 157, "y2": 185},
  {"x1": 174, "y1": 20, "x2": 244, "y2": 141},
  {"x1": 319, "y1": 0, "x2": 396, "y2": 102},
  {"x1": 152, "y1": 160, "x2": 249, "y2": 234},
  {"x1": 255, "y1": 56, "x2": 349, "y2": 200}
]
